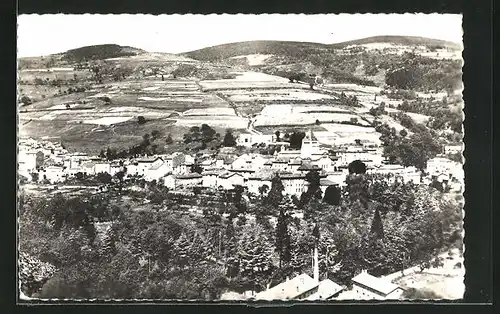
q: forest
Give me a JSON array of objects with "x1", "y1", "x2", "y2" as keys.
[{"x1": 19, "y1": 168, "x2": 463, "y2": 300}]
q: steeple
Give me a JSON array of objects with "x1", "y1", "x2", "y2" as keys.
[{"x1": 308, "y1": 128, "x2": 314, "y2": 141}]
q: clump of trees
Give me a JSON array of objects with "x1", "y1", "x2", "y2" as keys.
[
  {"x1": 183, "y1": 124, "x2": 222, "y2": 151},
  {"x1": 384, "y1": 52, "x2": 462, "y2": 92},
  {"x1": 338, "y1": 92, "x2": 360, "y2": 107},
  {"x1": 369, "y1": 102, "x2": 387, "y2": 116},
  {"x1": 375, "y1": 115, "x2": 442, "y2": 170},
  {"x1": 222, "y1": 130, "x2": 237, "y2": 147}
]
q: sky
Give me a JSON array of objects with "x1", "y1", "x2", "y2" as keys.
[{"x1": 17, "y1": 14, "x2": 463, "y2": 58}]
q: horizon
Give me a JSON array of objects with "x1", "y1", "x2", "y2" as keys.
[{"x1": 17, "y1": 14, "x2": 462, "y2": 58}]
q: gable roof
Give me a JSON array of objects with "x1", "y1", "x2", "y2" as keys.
[
  {"x1": 219, "y1": 171, "x2": 243, "y2": 179},
  {"x1": 176, "y1": 173, "x2": 202, "y2": 179},
  {"x1": 149, "y1": 162, "x2": 167, "y2": 171},
  {"x1": 298, "y1": 163, "x2": 322, "y2": 171},
  {"x1": 137, "y1": 156, "x2": 163, "y2": 163},
  {"x1": 351, "y1": 271, "x2": 400, "y2": 296},
  {"x1": 305, "y1": 279, "x2": 344, "y2": 300},
  {"x1": 255, "y1": 274, "x2": 318, "y2": 301},
  {"x1": 319, "y1": 179, "x2": 337, "y2": 186}
]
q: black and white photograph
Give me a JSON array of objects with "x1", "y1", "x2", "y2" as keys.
[{"x1": 17, "y1": 13, "x2": 465, "y2": 301}]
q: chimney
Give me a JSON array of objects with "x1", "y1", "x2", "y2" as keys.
[
  {"x1": 313, "y1": 246, "x2": 319, "y2": 283},
  {"x1": 266, "y1": 283, "x2": 270, "y2": 290}
]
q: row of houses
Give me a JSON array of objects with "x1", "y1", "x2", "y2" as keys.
[{"x1": 19, "y1": 137, "x2": 460, "y2": 194}]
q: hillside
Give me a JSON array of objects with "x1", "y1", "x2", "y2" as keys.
[
  {"x1": 59, "y1": 44, "x2": 146, "y2": 63},
  {"x1": 182, "y1": 40, "x2": 330, "y2": 62},
  {"x1": 182, "y1": 36, "x2": 462, "y2": 62},
  {"x1": 330, "y1": 35, "x2": 462, "y2": 50}
]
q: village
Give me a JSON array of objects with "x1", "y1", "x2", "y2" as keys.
[{"x1": 18, "y1": 129, "x2": 463, "y2": 198}]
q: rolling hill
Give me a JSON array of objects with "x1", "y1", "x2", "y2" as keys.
[
  {"x1": 182, "y1": 36, "x2": 462, "y2": 62},
  {"x1": 59, "y1": 44, "x2": 146, "y2": 62},
  {"x1": 330, "y1": 35, "x2": 462, "y2": 50},
  {"x1": 182, "y1": 40, "x2": 330, "y2": 62}
]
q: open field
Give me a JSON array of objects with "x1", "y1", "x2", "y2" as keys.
[
  {"x1": 174, "y1": 116, "x2": 248, "y2": 129},
  {"x1": 394, "y1": 249, "x2": 464, "y2": 299},
  {"x1": 254, "y1": 104, "x2": 370, "y2": 127},
  {"x1": 315, "y1": 123, "x2": 381, "y2": 146},
  {"x1": 199, "y1": 71, "x2": 304, "y2": 91},
  {"x1": 183, "y1": 107, "x2": 236, "y2": 116},
  {"x1": 225, "y1": 89, "x2": 334, "y2": 102}
]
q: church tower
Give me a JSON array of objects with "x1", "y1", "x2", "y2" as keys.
[{"x1": 301, "y1": 128, "x2": 321, "y2": 158}]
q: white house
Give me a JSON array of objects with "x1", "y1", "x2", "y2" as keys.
[
  {"x1": 271, "y1": 159, "x2": 288, "y2": 172},
  {"x1": 202, "y1": 170, "x2": 221, "y2": 189},
  {"x1": 312, "y1": 154, "x2": 339, "y2": 172},
  {"x1": 217, "y1": 172, "x2": 245, "y2": 190},
  {"x1": 280, "y1": 173, "x2": 307, "y2": 197},
  {"x1": 109, "y1": 162, "x2": 123, "y2": 176},
  {"x1": 247, "y1": 170, "x2": 274, "y2": 195},
  {"x1": 95, "y1": 161, "x2": 111, "y2": 174},
  {"x1": 351, "y1": 270, "x2": 404, "y2": 300},
  {"x1": 136, "y1": 157, "x2": 164, "y2": 177},
  {"x1": 164, "y1": 173, "x2": 202, "y2": 189},
  {"x1": 41, "y1": 165, "x2": 66, "y2": 183},
  {"x1": 232, "y1": 154, "x2": 252, "y2": 170},
  {"x1": 237, "y1": 132, "x2": 275, "y2": 147},
  {"x1": 145, "y1": 161, "x2": 171, "y2": 182},
  {"x1": 81, "y1": 162, "x2": 96, "y2": 176}
]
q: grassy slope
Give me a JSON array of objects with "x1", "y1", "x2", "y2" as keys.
[
  {"x1": 330, "y1": 35, "x2": 462, "y2": 49},
  {"x1": 182, "y1": 40, "x2": 330, "y2": 61}
]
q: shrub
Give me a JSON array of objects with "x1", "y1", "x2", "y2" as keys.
[{"x1": 137, "y1": 116, "x2": 146, "y2": 125}]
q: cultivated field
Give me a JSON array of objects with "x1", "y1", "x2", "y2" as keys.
[
  {"x1": 315, "y1": 123, "x2": 381, "y2": 146},
  {"x1": 254, "y1": 104, "x2": 370, "y2": 127}
]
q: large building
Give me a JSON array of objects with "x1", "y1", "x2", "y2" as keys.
[{"x1": 351, "y1": 270, "x2": 404, "y2": 300}]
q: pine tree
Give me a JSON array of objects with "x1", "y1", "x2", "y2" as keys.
[
  {"x1": 222, "y1": 129, "x2": 236, "y2": 147},
  {"x1": 100, "y1": 224, "x2": 117, "y2": 260},
  {"x1": 224, "y1": 219, "x2": 239, "y2": 278},
  {"x1": 275, "y1": 209, "x2": 291, "y2": 268},
  {"x1": 266, "y1": 174, "x2": 284, "y2": 208},
  {"x1": 370, "y1": 209, "x2": 385, "y2": 239},
  {"x1": 173, "y1": 233, "x2": 192, "y2": 269},
  {"x1": 237, "y1": 224, "x2": 275, "y2": 285}
]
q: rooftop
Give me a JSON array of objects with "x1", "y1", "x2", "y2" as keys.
[
  {"x1": 351, "y1": 271, "x2": 400, "y2": 296},
  {"x1": 175, "y1": 173, "x2": 202, "y2": 180},
  {"x1": 255, "y1": 274, "x2": 318, "y2": 301},
  {"x1": 137, "y1": 156, "x2": 163, "y2": 163},
  {"x1": 219, "y1": 172, "x2": 243, "y2": 179},
  {"x1": 319, "y1": 179, "x2": 337, "y2": 186},
  {"x1": 305, "y1": 279, "x2": 344, "y2": 300},
  {"x1": 149, "y1": 162, "x2": 166, "y2": 171},
  {"x1": 298, "y1": 163, "x2": 322, "y2": 171}
]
